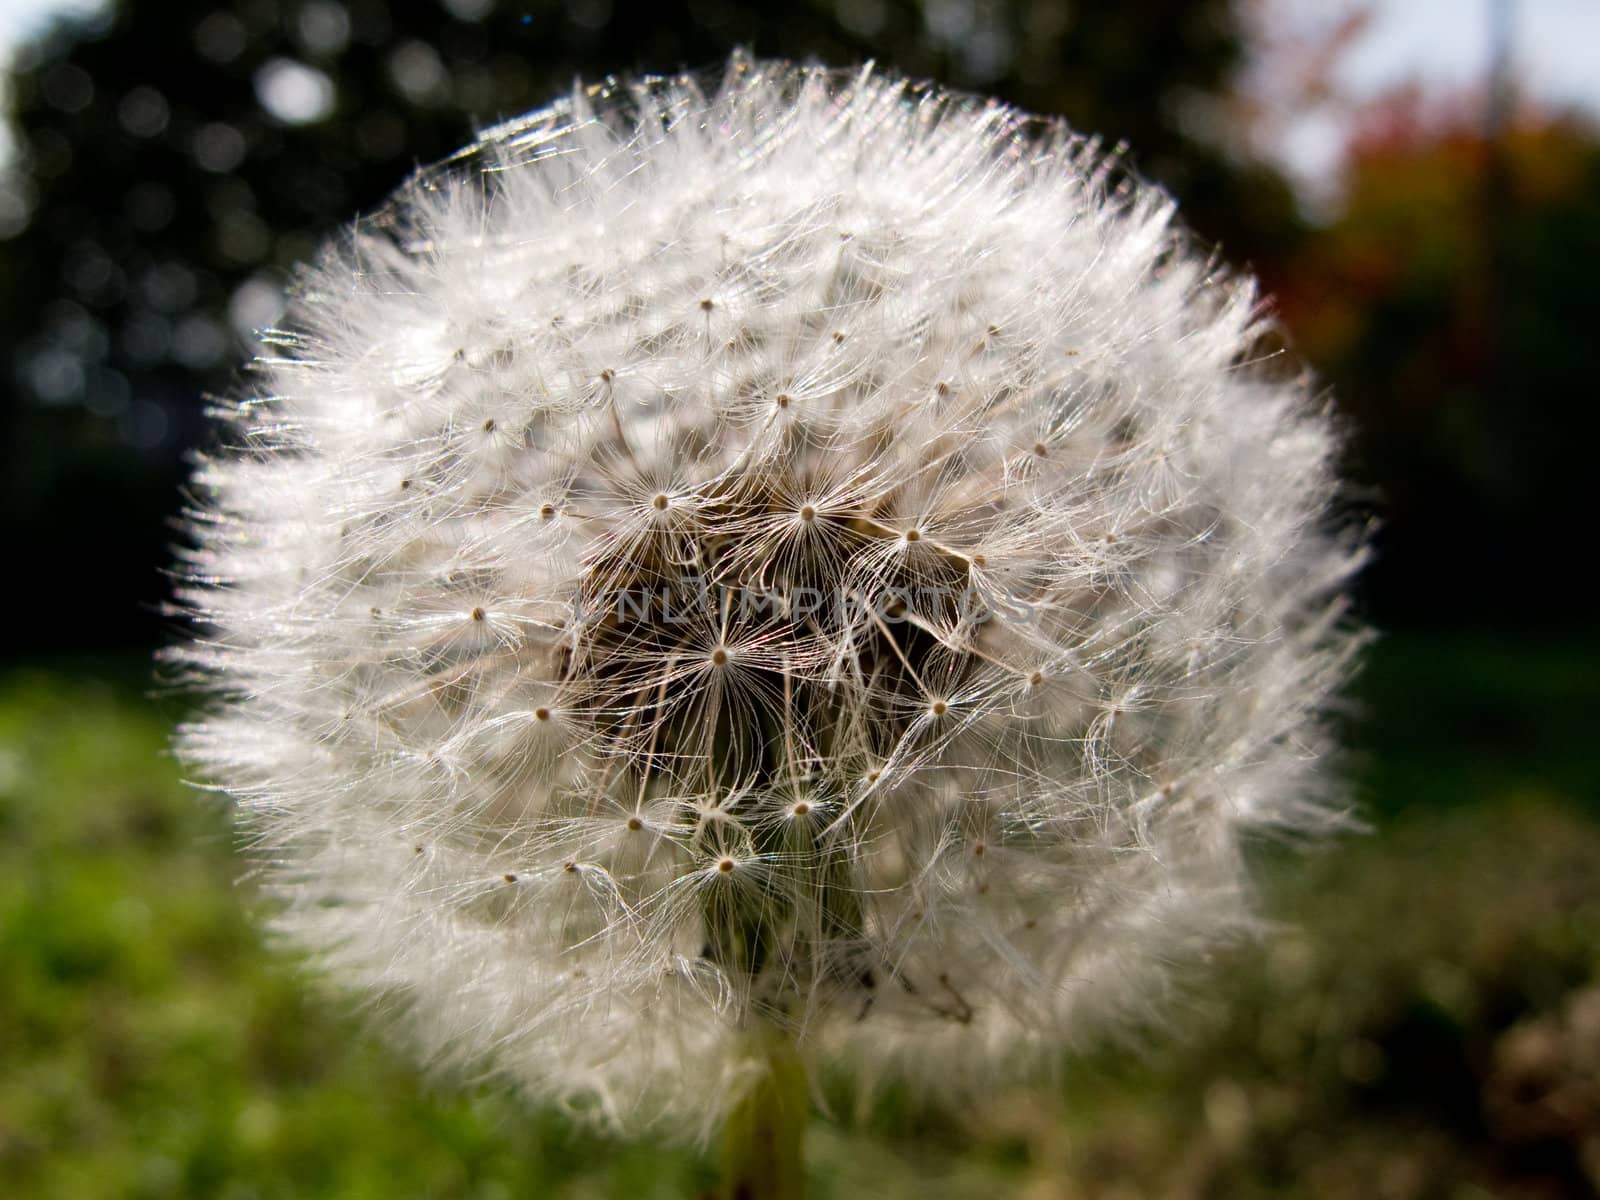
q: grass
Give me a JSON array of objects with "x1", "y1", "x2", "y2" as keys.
[{"x1": 1, "y1": 632, "x2": 1596, "y2": 1198}]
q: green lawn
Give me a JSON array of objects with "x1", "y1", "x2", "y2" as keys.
[{"x1": 2, "y1": 634, "x2": 1596, "y2": 1198}]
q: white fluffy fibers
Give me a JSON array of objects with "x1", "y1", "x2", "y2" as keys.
[{"x1": 171, "y1": 55, "x2": 1366, "y2": 1136}]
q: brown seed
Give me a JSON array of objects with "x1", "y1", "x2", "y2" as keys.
[
  {"x1": 904, "y1": 529, "x2": 921, "y2": 543},
  {"x1": 718, "y1": 858, "x2": 735, "y2": 873},
  {"x1": 652, "y1": 493, "x2": 670, "y2": 511},
  {"x1": 539, "y1": 502, "x2": 556, "y2": 520},
  {"x1": 598, "y1": 368, "x2": 614, "y2": 383},
  {"x1": 533, "y1": 707, "x2": 550, "y2": 722},
  {"x1": 799, "y1": 504, "x2": 816, "y2": 522},
  {"x1": 792, "y1": 802, "x2": 811, "y2": 816},
  {"x1": 930, "y1": 700, "x2": 948, "y2": 717},
  {"x1": 699, "y1": 298, "x2": 714, "y2": 311},
  {"x1": 470, "y1": 607, "x2": 486, "y2": 622},
  {"x1": 504, "y1": 873, "x2": 518, "y2": 883},
  {"x1": 482, "y1": 418, "x2": 495, "y2": 432},
  {"x1": 626, "y1": 817, "x2": 643, "y2": 831},
  {"x1": 775, "y1": 392, "x2": 790, "y2": 409},
  {"x1": 710, "y1": 648, "x2": 729, "y2": 666}
]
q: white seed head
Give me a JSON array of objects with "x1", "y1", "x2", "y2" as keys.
[{"x1": 171, "y1": 55, "x2": 1366, "y2": 1136}]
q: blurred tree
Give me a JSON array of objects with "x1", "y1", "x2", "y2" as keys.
[
  {"x1": 0, "y1": 0, "x2": 1289, "y2": 649},
  {"x1": 1274, "y1": 93, "x2": 1600, "y2": 626}
]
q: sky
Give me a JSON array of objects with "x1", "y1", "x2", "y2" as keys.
[
  {"x1": 2, "y1": 0, "x2": 1599, "y2": 189},
  {"x1": 1261, "y1": 0, "x2": 1600, "y2": 189},
  {"x1": 0, "y1": 0, "x2": 101, "y2": 56}
]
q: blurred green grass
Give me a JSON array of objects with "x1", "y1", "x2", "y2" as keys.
[{"x1": 1, "y1": 633, "x2": 1596, "y2": 1199}]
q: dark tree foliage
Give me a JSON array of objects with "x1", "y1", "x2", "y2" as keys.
[
  {"x1": 1, "y1": 0, "x2": 1285, "y2": 649},
  {"x1": 1275, "y1": 112, "x2": 1600, "y2": 626}
]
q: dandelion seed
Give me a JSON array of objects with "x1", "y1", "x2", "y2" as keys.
[{"x1": 169, "y1": 53, "x2": 1366, "y2": 1144}]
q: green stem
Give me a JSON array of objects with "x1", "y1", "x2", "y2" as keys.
[{"x1": 718, "y1": 1028, "x2": 807, "y2": 1200}]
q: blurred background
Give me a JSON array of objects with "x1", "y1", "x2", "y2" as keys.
[{"x1": 1, "y1": 1, "x2": 1596, "y2": 1197}]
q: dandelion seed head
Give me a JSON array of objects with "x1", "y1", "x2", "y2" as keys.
[{"x1": 170, "y1": 54, "x2": 1365, "y2": 1137}]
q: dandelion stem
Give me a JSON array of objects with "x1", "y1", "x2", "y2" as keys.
[{"x1": 718, "y1": 1027, "x2": 808, "y2": 1200}]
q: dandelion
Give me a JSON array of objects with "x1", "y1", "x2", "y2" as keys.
[{"x1": 170, "y1": 53, "x2": 1365, "y2": 1193}]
